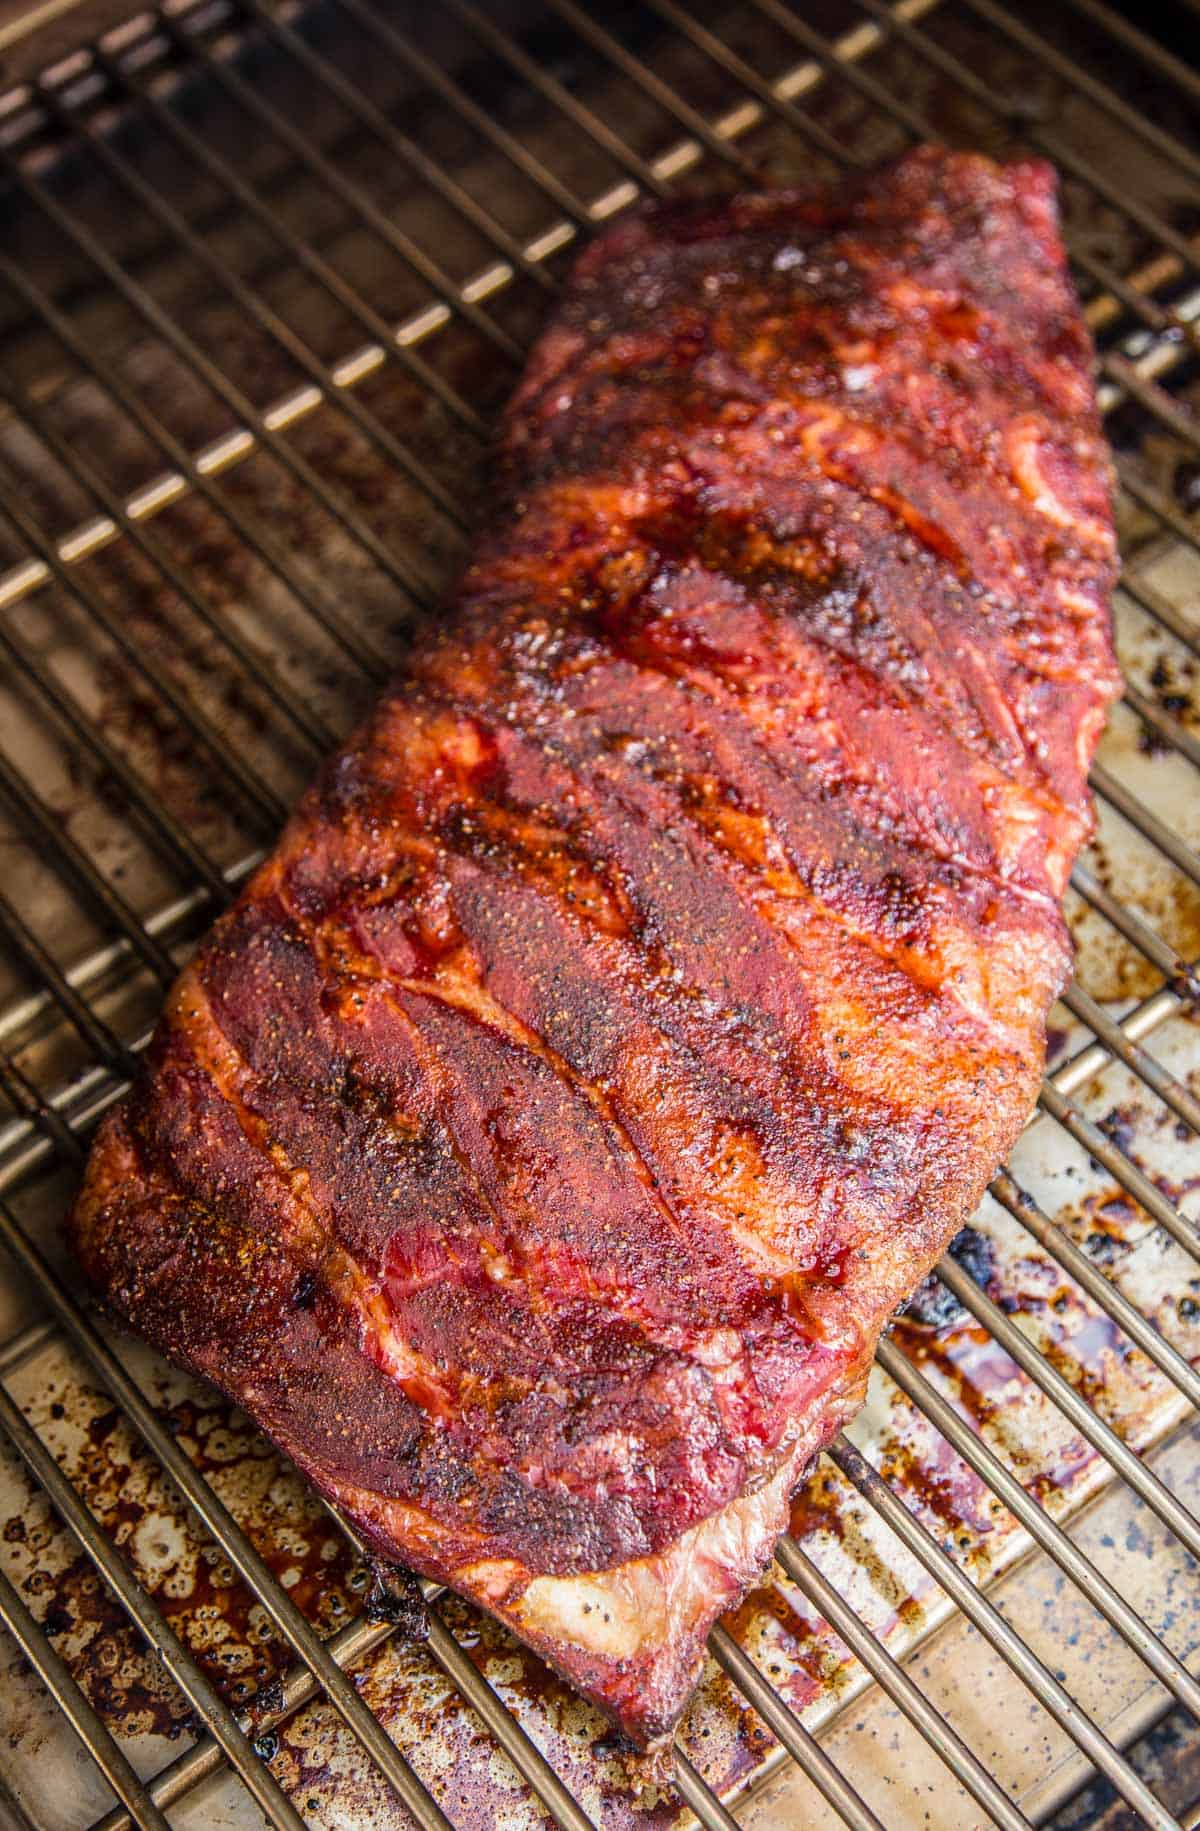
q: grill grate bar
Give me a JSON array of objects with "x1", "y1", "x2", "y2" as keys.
[
  {"x1": 0, "y1": 355, "x2": 334, "y2": 755},
  {"x1": 0, "y1": 1369, "x2": 309, "y2": 1831},
  {"x1": 1104, "y1": 354, "x2": 1200, "y2": 458},
  {"x1": 0, "y1": 907, "x2": 134, "y2": 1080},
  {"x1": 935, "y1": 1256, "x2": 1200, "y2": 1563},
  {"x1": 771, "y1": 1539, "x2": 1032, "y2": 1829},
  {"x1": 1038, "y1": 1078, "x2": 1200, "y2": 1267},
  {"x1": 92, "y1": 1598, "x2": 893, "y2": 1831},
  {"x1": 239, "y1": 0, "x2": 560, "y2": 301},
  {"x1": 440, "y1": 0, "x2": 667, "y2": 202},
  {"x1": 1123, "y1": 679, "x2": 1200, "y2": 770},
  {"x1": 0, "y1": 1551, "x2": 172, "y2": 1830},
  {"x1": 159, "y1": 9, "x2": 528, "y2": 367},
  {"x1": 341, "y1": 0, "x2": 601, "y2": 222},
  {"x1": 957, "y1": 0, "x2": 1200, "y2": 185},
  {"x1": 1118, "y1": 462, "x2": 1200, "y2": 572},
  {"x1": 1068, "y1": 862, "x2": 1196, "y2": 987},
  {"x1": 541, "y1": 0, "x2": 758, "y2": 180},
  {"x1": 826, "y1": 1436, "x2": 1183, "y2": 1831},
  {"x1": 0, "y1": 848, "x2": 263, "y2": 1076},
  {"x1": 156, "y1": 6, "x2": 494, "y2": 432},
  {"x1": 874, "y1": 1335, "x2": 1200, "y2": 1722},
  {"x1": 1058, "y1": 0, "x2": 1200, "y2": 110},
  {"x1": 1090, "y1": 762, "x2": 1200, "y2": 892},
  {"x1": 1120, "y1": 572, "x2": 1200, "y2": 665},
  {"x1": 641, "y1": 0, "x2": 867, "y2": 170},
  {"x1": 0, "y1": 1048, "x2": 91, "y2": 1166},
  {"x1": 328, "y1": 1506, "x2": 600, "y2": 1831},
  {"x1": 0, "y1": 246, "x2": 391, "y2": 680},
  {"x1": 1041, "y1": 978, "x2": 1188, "y2": 1109},
  {"x1": 671, "y1": 1751, "x2": 742, "y2": 1831},
  {"x1": 1063, "y1": 980, "x2": 1200, "y2": 1132},
  {"x1": 0, "y1": 590, "x2": 238, "y2": 906},
  {"x1": 422, "y1": 1609, "x2": 598, "y2": 1831},
  {"x1": 40, "y1": 61, "x2": 476, "y2": 537},
  {"x1": 0, "y1": 132, "x2": 442, "y2": 622},
  {"x1": 706, "y1": 1625, "x2": 888, "y2": 1831},
  {"x1": 0, "y1": 746, "x2": 177, "y2": 985},
  {"x1": 989, "y1": 1167, "x2": 1200, "y2": 1406},
  {"x1": 1077, "y1": 249, "x2": 1200, "y2": 361},
  {"x1": 122, "y1": 17, "x2": 490, "y2": 450},
  {"x1": 0, "y1": 434, "x2": 286, "y2": 832}
]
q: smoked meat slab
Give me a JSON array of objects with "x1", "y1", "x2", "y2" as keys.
[{"x1": 71, "y1": 147, "x2": 1121, "y2": 1748}]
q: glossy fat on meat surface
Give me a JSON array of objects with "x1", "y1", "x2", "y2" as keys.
[{"x1": 70, "y1": 147, "x2": 1121, "y2": 1748}]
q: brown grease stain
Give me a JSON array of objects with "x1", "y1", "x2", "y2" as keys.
[{"x1": 3, "y1": 1379, "x2": 366, "y2": 1744}]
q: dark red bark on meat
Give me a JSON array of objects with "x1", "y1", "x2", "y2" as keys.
[{"x1": 71, "y1": 148, "x2": 1120, "y2": 1747}]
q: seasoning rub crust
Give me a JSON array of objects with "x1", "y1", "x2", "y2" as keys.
[{"x1": 72, "y1": 147, "x2": 1120, "y2": 1747}]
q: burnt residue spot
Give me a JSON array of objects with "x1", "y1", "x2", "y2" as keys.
[
  {"x1": 1173, "y1": 458, "x2": 1200, "y2": 515},
  {"x1": 1045, "y1": 1023, "x2": 1070, "y2": 1067},
  {"x1": 87, "y1": 1408, "x2": 121, "y2": 1447},
  {"x1": 948, "y1": 1225, "x2": 995, "y2": 1289},
  {"x1": 293, "y1": 1270, "x2": 318, "y2": 1310},
  {"x1": 590, "y1": 1729, "x2": 633, "y2": 1761},
  {"x1": 901, "y1": 1271, "x2": 960, "y2": 1331},
  {"x1": 253, "y1": 1729, "x2": 280, "y2": 1763},
  {"x1": 1144, "y1": 656, "x2": 1197, "y2": 731},
  {"x1": 1099, "y1": 1103, "x2": 1140, "y2": 1158},
  {"x1": 787, "y1": 1468, "x2": 848, "y2": 1547},
  {"x1": 1088, "y1": 1191, "x2": 1140, "y2": 1234},
  {"x1": 251, "y1": 1678, "x2": 287, "y2": 1723},
  {"x1": 364, "y1": 1565, "x2": 428, "y2": 1640},
  {"x1": 41, "y1": 1602, "x2": 72, "y2": 1638},
  {"x1": 1172, "y1": 961, "x2": 1200, "y2": 1005},
  {"x1": 899, "y1": 1225, "x2": 995, "y2": 1330}
]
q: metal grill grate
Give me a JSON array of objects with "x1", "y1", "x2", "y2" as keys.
[{"x1": 0, "y1": 1, "x2": 1197, "y2": 1826}]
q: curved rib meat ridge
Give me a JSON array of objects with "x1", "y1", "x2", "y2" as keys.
[{"x1": 70, "y1": 147, "x2": 1120, "y2": 1750}]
